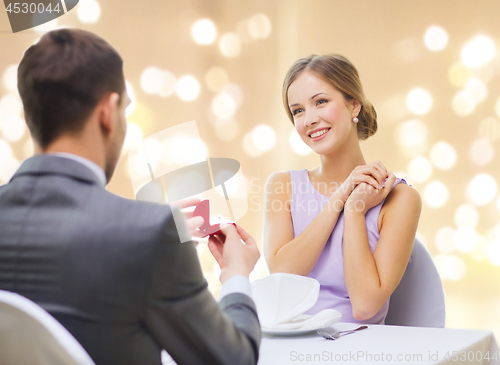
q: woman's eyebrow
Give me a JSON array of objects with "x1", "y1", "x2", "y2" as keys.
[{"x1": 289, "y1": 92, "x2": 328, "y2": 108}]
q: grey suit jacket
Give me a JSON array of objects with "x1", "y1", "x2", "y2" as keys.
[{"x1": 0, "y1": 155, "x2": 260, "y2": 365}]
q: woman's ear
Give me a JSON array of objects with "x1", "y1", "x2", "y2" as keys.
[{"x1": 352, "y1": 99, "x2": 362, "y2": 117}]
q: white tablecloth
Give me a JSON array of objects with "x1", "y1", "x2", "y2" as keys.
[{"x1": 258, "y1": 323, "x2": 499, "y2": 365}]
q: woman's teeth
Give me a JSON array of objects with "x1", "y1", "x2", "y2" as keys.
[{"x1": 310, "y1": 129, "x2": 329, "y2": 138}]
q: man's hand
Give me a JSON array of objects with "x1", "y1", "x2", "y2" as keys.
[
  {"x1": 208, "y1": 223, "x2": 260, "y2": 284},
  {"x1": 170, "y1": 198, "x2": 205, "y2": 239}
]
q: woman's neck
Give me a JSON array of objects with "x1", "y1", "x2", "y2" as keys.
[{"x1": 315, "y1": 141, "x2": 366, "y2": 184}]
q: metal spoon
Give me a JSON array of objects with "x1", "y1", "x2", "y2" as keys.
[{"x1": 317, "y1": 325, "x2": 368, "y2": 340}]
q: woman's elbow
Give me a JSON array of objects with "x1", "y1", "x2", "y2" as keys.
[{"x1": 352, "y1": 303, "x2": 380, "y2": 321}]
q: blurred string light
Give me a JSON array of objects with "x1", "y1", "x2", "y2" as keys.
[
  {"x1": 395, "y1": 38, "x2": 421, "y2": 63},
  {"x1": 223, "y1": 84, "x2": 244, "y2": 107},
  {"x1": 416, "y1": 232, "x2": 428, "y2": 247},
  {"x1": 396, "y1": 119, "x2": 428, "y2": 156},
  {"x1": 381, "y1": 94, "x2": 409, "y2": 124},
  {"x1": 191, "y1": 19, "x2": 217, "y2": 45},
  {"x1": 211, "y1": 93, "x2": 237, "y2": 120},
  {"x1": 33, "y1": 16, "x2": 58, "y2": 34},
  {"x1": 205, "y1": 67, "x2": 229, "y2": 93},
  {"x1": 406, "y1": 88, "x2": 433, "y2": 115},
  {"x1": 487, "y1": 240, "x2": 500, "y2": 266},
  {"x1": 452, "y1": 90, "x2": 476, "y2": 116},
  {"x1": 461, "y1": 35, "x2": 497, "y2": 68},
  {"x1": 23, "y1": 138, "x2": 33, "y2": 158},
  {"x1": 408, "y1": 156, "x2": 432, "y2": 183},
  {"x1": 158, "y1": 71, "x2": 176, "y2": 97},
  {"x1": 163, "y1": 133, "x2": 208, "y2": 165},
  {"x1": 219, "y1": 33, "x2": 241, "y2": 58},
  {"x1": 469, "y1": 236, "x2": 489, "y2": 262},
  {"x1": 247, "y1": 14, "x2": 272, "y2": 39},
  {"x1": 429, "y1": 141, "x2": 457, "y2": 170},
  {"x1": 289, "y1": 130, "x2": 312, "y2": 156},
  {"x1": 243, "y1": 133, "x2": 263, "y2": 158},
  {"x1": 175, "y1": 75, "x2": 200, "y2": 101},
  {"x1": 251, "y1": 124, "x2": 276, "y2": 152},
  {"x1": 434, "y1": 254, "x2": 467, "y2": 281},
  {"x1": 140, "y1": 67, "x2": 176, "y2": 97},
  {"x1": 214, "y1": 119, "x2": 239, "y2": 141},
  {"x1": 472, "y1": 63, "x2": 495, "y2": 84},
  {"x1": 125, "y1": 81, "x2": 136, "y2": 116},
  {"x1": 478, "y1": 116, "x2": 500, "y2": 142},
  {"x1": 435, "y1": 226, "x2": 455, "y2": 253},
  {"x1": 0, "y1": 138, "x2": 19, "y2": 183},
  {"x1": 464, "y1": 78, "x2": 487, "y2": 102},
  {"x1": 1, "y1": 115, "x2": 25, "y2": 142},
  {"x1": 236, "y1": 20, "x2": 254, "y2": 44},
  {"x1": 0, "y1": 138, "x2": 12, "y2": 158},
  {"x1": 467, "y1": 173, "x2": 497, "y2": 206},
  {"x1": 448, "y1": 63, "x2": 471, "y2": 88},
  {"x1": 3, "y1": 65, "x2": 17, "y2": 92},
  {"x1": 453, "y1": 226, "x2": 478, "y2": 253},
  {"x1": 454, "y1": 204, "x2": 479, "y2": 228},
  {"x1": 236, "y1": 14, "x2": 272, "y2": 43},
  {"x1": 140, "y1": 67, "x2": 165, "y2": 95},
  {"x1": 77, "y1": 0, "x2": 101, "y2": 24},
  {"x1": 424, "y1": 25, "x2": 449, "y2": 52},
  {"x1": 469, "y1": 138, "x2": 494, "y2": 166},
  {"x1": 122, "y1": 122, "x2": 143, "y2": 152},
  {"x1": 0, "y1": 94, "x2": 23, "y2": 116},
  {"x1": 423, "y1": 181, "x2": 448, "y2": 208}
]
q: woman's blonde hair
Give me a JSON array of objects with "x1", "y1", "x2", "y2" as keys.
[{"x1": 282, "y1": 54, "x2": 377, "y2": 140}]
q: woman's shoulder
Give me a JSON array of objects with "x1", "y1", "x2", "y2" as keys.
[
  {"x1": 385, "y1": 179, "x2": 422, "y2": 212},
  {"x1": 267, "y1": 170, "x2": 293, "y2": 184},
  {"x1": 265, "y1": 170, "x2": 295, "y2": 199}
]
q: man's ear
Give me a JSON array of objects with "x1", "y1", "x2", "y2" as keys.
[{"x1": 99, "y1": 92, "x2": 121, "y2": 135}]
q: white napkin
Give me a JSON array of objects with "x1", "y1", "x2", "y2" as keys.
[
  {"x1": 267, "y1": 310, "x2": 342, "y2": 331},
  {"x1": 251, "y1": 273, "x2": 342, "y2": 331}
]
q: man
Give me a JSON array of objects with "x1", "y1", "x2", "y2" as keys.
[{"x1": 0, "y1": 28, "x2": 261, "y2": 365}]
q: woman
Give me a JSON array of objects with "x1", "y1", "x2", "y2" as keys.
[{"x1": 263, "y1": 54, "x2": 421, "y2": 324}]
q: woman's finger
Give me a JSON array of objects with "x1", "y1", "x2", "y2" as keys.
[
  {"x1": 352, "y1": 172, "x2": 380, "y2": 190},
  {"x1": 370, "y1": 162, "x2": 388, "y2": 184}
]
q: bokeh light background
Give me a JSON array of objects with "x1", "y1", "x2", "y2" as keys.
[{"x1": 1, "y1": 0, "x2": 500, "y2": 337}]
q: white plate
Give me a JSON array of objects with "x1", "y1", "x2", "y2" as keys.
[
  {"x1": 262, "y1": 327, "x2": 325, "y2": 336},
  {"x1": 261, "y1": 313, "x2": 341, "y2": 336}
]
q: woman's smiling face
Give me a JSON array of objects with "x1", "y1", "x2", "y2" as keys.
[{"x1": 287, "y1": 71, "x2": 359, "y2": 155}]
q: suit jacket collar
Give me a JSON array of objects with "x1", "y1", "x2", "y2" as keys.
[{"x1": 10, "y1": 154, "x2": 103, "y2": 187}]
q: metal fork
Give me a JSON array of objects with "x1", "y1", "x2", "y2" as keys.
[{"x1": 317, "y1": 325, "x2": 368, "y2": 340}]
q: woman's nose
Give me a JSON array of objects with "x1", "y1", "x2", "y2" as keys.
[{"x1": 304, "y1": 110, "x2": 319, "y2": 128}]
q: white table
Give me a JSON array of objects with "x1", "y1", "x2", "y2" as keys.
[{"x1": 258, "y1": 322, "x2": 499, "y2": 365}]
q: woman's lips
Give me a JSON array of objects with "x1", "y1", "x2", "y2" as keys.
[{"x1": 310, "y1": 128, "x2": 331, "y2": 141}]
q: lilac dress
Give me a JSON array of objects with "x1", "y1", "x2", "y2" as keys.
[{"x1": 289, "y1": 169, "x2": 407, "y2": 325}]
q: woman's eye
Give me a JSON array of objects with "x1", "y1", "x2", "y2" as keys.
[
  {"x1": 292, "y1": 108, "x2": 304, "y2": 115},
  {"x1": 317, "y1": 99, "x2": 328, "y2": 105}
]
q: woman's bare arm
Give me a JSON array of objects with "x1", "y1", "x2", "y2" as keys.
[
  {"x1": 263, "y1": 171, "x2": 344, "y2": 275},
  {"x1": 342, "y1": 182, "x2": 421, "y2": 320}
]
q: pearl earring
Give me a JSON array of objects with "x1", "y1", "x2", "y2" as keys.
[{"x1": 352, "y1": 116, "x2": 359, "y2": 123}]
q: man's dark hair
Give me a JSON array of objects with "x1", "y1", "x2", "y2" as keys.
[{"x1": 17, "y1": 28, "x2": 125, "y2": 149}]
